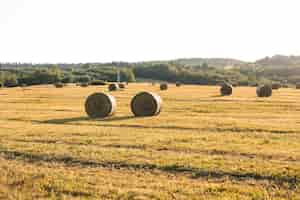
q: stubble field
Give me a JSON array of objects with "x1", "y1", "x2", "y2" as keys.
[{"x1": 0, "y1": 83, "x2": 299, "y2": 199}]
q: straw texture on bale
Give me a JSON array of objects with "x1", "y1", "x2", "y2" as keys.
[
  {"x1": 108, "y1": 83, "x2": 119, "y2": 91},
  {"x1": 118, "y1": 83, "x2": 126, "y2": 89},
  {"x1": 131, "y1": 92, "x2": 162, "y2": 117},
  {"x1": 54, "y1": 83, "x2": 64, "y2": 88},
  {"x1": 220, "y1": 83, "x2": 233, "y2": 96},
  {"x1": 160, "y1": 83, "x2": 168, "y2": 90},
  {"x1": 272, "y1": 83, "x2": 281, "y2": 90},
  {"x1": 256, "y1": 85, "x2": 272, "y2": 97},
  {"x1": 85, "y1": 93, "x2": 116, "y2": 118}
]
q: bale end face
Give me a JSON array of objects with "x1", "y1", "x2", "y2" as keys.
[
  {"x1": 220, "y1": 83, "x2": 233, "y2": 96},
  {"x1": 85, "y1": 93, "x2": 116, "y2": 118},
  {"x1": 108, "y1": 83, "x2": 119, "y2": 91},
  {"x1": 160, "y1": 83, "x2": 168, "y2": 91},
  {"x1": 131, "y1": 92, "x2": 162, "y2": 117},
  {"x1": 256, "y1": 85, "x2": 272, "y2": 97}
]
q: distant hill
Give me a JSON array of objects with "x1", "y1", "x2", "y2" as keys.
[
  {"x1": 174, "y1": 58, "x2": 245, "y2": 68},
  {"x1": 255, "y1": 55, "x2": 300, "y2": 67}
]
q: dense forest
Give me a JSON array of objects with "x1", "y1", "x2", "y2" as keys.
[{"x1": 1, "y1": 55, "x2": 300, "y2": 87}]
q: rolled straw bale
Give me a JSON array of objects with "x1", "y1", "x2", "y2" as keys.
[
  {"x1": 118, "y1": 83, "x2": 126, "y2": 89},
  {"x1": 85, "y1": 93, "x2": 116, "y2": 118},
  {"x1": 256, "y1": 85, "x2": 272, "y2": 97},
  {"x1": 272, "y1": 83, "x2": 281, "y2": 90},
  {"x1": 160, "y1": 83, "x2": 168, "y2": 91},
  {"x1": 175, "y1": 82, "x2": 181, "y2": 87},
  {"x1": 296, "y1": 83, "x2": 300, "y2": 89},
  {"x1": 108, "y1": 83, "x2": 119, "y2": 91},
  {"x1": 220, "y1": 83, "x2": 233, "y2": 96},
  {"x1": 131, "y1": 92, "x2": 162, "y2": 117},
  {"x1": 54, "y1": 83, "x2": 64, "y2": 88},
  {"x1": 80, "y1": 82, "x2": 89, "y2": 87}
]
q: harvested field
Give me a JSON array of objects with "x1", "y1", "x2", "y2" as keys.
[{"x1": 0, "y1": 83, "x2": 300, "y2": 199}]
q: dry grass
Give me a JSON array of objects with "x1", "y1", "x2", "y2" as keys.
[{"x1": 0, "y1": 83, "x2": 300, "y2": 199}]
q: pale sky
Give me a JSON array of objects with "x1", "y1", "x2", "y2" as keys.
[{"x1": 0, "y1": 0, "x2": 300, "y2": 63}]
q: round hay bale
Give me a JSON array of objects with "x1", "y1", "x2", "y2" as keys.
[
  {"x1": 160, "y1": 83, "x2": 168, "y2": 91},
  {"x1": 256, "y1": 85, "x2": 272, "y2": 97},
  {"x1": 272, "y1": 83, "x2": 281, "y2": 90},
  {"x1": 80, "y1": 82, "x2": 89, "y2": 87},
  {"x1": 108, "y1": 83, "x2": 119, "y2": 91},
  {"x1": 118, "y1": 83, "x2": 126, "y2": 89},
  {"x1": 296, "y1": 83, "x2": 300, "y2": 89},
  {"x1": 85, "y1": 93, "x2": 116, "y2": 118},
  {"x1": 131, "y1": 92, "x2": 162, "y2": 117},
  {"x1": 220, "y1": 83, "x2": 233, "y2": 96},
  {"x1": 175, "y1": 82, "x2": 181, "y2": 87},
  {"x1": 282, "y1": 84, "x2": 289, "y2": 88},
  {"x1": 54, "y1": 83, "x2": 64, "y2": 88}
]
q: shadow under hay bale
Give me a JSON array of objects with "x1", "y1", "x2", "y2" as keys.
[
  {"x1": 160, "y1": 83, "x2": 168, "y2": 91},
  {"x1": 256, "y1": 85, "x2": 272, "y2": 97},
  {"x1": 108, "y1": 83, "x2": 119, "y2": 91},
  {"x1": 118, "y1": 83, "x2": 126, "y2": 89},
  {"x1": 220, "y1": 83, "x2": 233, "y2": 96},
  {"x1": 54, "y1": 83, "x2": 64, "y2": 88},
  {"x1": 272, "y1": 83, "x2": 281, "y2": 90},
  {"x1": 131, "y1": 92, "x2": 162, "y2": 117},
  {"x1": 85, "y1": 93, "x2": 116, "y2": 118}
]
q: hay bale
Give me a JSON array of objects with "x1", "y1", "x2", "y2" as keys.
[
  {"x1": 296, "y1": 83, "x2": 300, "y2": 89},
  {"x1": 85, "y1": 93, "x2": 116, "y2": 118},
  {"x1": 80, "y1": 82, "x2": 89, "y2": 87},
  {"x1": 54, "y1": 83, "x2": 64, "y2": 88},
  {"x1": 175, "y1": 82, "x2": 181, "y2": 87},
  {"x1": 272, "y1": 83, "x2": 281, "y2": 90},
  {"x1": 118, "y1": 83, "x2": 126, "y2": 89},
  {"x1": 160, "y1": 83, "x2": 168, "y2": 91},
  {"x1": 256, "y1": 85, "x2": 272, "y2": 97},
  {"x1": 108, "y1": 83, "x2": 119, "y2": 91},
  {"x1": 220, "y1": 83, "x2": 233, "y2": 96},
  {"x1": 282, "y1": 84, "x2": 289, "y2": 88},
  {"x1": 131, "y1": 92, "x2": 162, "y2": 117}
]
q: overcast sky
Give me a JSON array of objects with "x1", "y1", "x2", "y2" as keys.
[{"x1": 0, "y1": 0, "x2": 299, "y2": 63}]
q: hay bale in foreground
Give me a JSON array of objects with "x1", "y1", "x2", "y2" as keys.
[
  {"x1": 256, "y1": 85, "x2": 272, "y2": 97},
  {"x1": 108, "y1": 83, "x2": 119, "y2": 91},
  {"x1": 176, "y1": 82, "x2": 181, "y2": 87},
  {"x1": 54, "y1": 83, "x2": 64, "y2": 88},
  {"x1": 85, "y1": 93, "x2": 116, "y2": 118},
  {"x1": 160, "y1": 83, "x2": 168, "y2": 91},
  {"x1": 220, "y1": 83, "x2": 233, "y2": 96},
  {"x1": 131, "y1": 92, "x2": 162, "y2": 117},
  {"x1": 272, "y1": 83, "x2": 281, "y2": 90},
  {"x1": 118, "y1": 83, "x2": 126, "y2": 89}
]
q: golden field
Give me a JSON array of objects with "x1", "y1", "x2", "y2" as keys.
[{"x1": 0, "y1": 83, "x2": 299, "y2": 199}]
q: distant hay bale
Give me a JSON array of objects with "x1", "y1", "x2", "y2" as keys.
[
  {"x1": 131, "y1": 92, "x2": 162, "y2": 117},
  {"x1": 54, "y1": 83, "x2": 64, "y2": 88},
  {"x1": 118, "y1": 83, "x2": 126, "y2": 89},
  {"x1": 282, "y1": 84, "x2": 289, "y2": 88},
  {"x1": 160, "y1": 83, "x2": 168, "y2": 91},
  {"x1": 108, "y1": 83, "x2": 119, "y2": 91},
  {"x1": 272, "y1": 83, "x2": 281, "y2": 90},
  {"x1": 256, "y1": 85, "x2": 272, "y2": 97},
  {"x1": 80, "y1": 82, "x2": 89, "y2": 87},
  {"x1": 296, "y1": 83, "x2": 300, "y2": 89},
  {"x1": 175, "y1": 82, "x2": 181, "y2": 87},
  {"x1": 220, "y1": 83, "x2": 233, "y2": 96},
  {"x1": 85, "y1": 93, "x2": 116, "y2": 118},
  {"x1": 151, "y1": 82, "x2": 156, "y2": 86}
]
